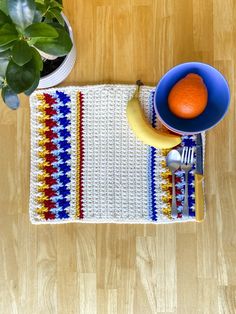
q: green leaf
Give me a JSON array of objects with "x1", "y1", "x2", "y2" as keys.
[
  {"x1": 0, "y1": 9, "x2": 10, "y2": 25},
  {"x1": 0, "y1": 23, "x2": 18, "y2": 46},
  {"x1": 0, "y1": 0, "x2": 8, "y2": 14},
  {"x1": 35, "y1": 0, "x2": 45, "y2": 5},
  {"x1": 37, "y1": 0, "x2": 50, "y2": 10},
  {"x1": 2, "y1": 85, "x2": 19, "y2": 109},
  {"x1": 35, "y1": 2, "x2": 47, "y2": 15},
  {"x1": 31, "y1": 47, "x2": 43, "y2": 71},
  {"x1": 27, "y1": 37, "x2": 38, "y2": 46},
  {"x1": 12, "y1": 40, "x2": 32, "y2": 66},
  {"x1": 0, "y1": 40, "x2": 16, "y2": 52},
  {"x1": 7, "y1": 0, "x2": 35, "y2": 30},
  {"x1": 49, "y1": 8, "x2": 64, "y2": 26},
  {"x1": 24, "y1": 71, "x2": 40, "y2": 95},
  {"x1": 6, "y1": 59, "x2": 36, "y2": 93},
  {"x1": 0, "y1": 58, "x2": 8, "y2": 76},
  {"x1": 34, "y1": 27, "x2": 72, "y2": 57},
  {"x1": 0, "y1": 49, "x2": 10, "y2": 59},
  {"x1": 25, "y1": 23, "x2": 58, "y2": 39},
  {"x1": 49, "y1": 0, "x2": 63, "y2": 9}
]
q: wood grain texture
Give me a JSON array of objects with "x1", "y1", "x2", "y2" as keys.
[{"x1": 0, "y1": 0, "x2": 236, "y2": 313}]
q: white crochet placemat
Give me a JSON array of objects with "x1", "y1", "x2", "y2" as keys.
[{"x1": 29, "y1": 84, "x2": 204, "y2": 224}]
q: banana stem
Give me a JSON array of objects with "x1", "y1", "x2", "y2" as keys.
[
  {"x1": 133, "y1": 86, "x2": 140, "y2": 99},
  {"x1": 133, "y1": 80, "x2": 143, "y2": 99}
]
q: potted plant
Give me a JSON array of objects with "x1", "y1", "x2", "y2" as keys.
[{"x1": 0, "y1": 0, "x2": 76, "y2": 109}]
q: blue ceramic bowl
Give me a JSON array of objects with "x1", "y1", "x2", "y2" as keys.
[{"x1": 154, "y1": 62, "x2": 230, "y2": 134}]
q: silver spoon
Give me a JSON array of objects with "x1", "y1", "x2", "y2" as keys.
[{"x1": 166, "y1": 149, "x2": 181, "y2": 218}]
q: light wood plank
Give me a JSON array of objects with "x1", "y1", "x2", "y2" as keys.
[{"x1": 80, "y1": 273, "x2": 97, "y2": 314}]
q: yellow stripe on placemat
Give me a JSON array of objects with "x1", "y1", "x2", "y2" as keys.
[{"x1": 160, "y1": 149, "x2": 172, "y2": 219}]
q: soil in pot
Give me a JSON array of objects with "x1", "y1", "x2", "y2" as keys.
[{"x1": 41, "y1": 56, "x2": 66, "y2": 77}]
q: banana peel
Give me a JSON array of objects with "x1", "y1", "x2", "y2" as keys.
[{"x1": 126, "y1": 82, "x2": 181, "y2": 149}]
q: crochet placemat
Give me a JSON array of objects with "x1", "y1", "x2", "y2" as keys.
[{"x1": 29, "y1": 85, "x2": 205, "y2": 224}]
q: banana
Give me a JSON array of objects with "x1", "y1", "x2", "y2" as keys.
[{"x1": 126, "y1": 83, "x2": 181, "y2": 149}]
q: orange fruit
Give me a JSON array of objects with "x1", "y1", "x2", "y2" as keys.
[{"x1": 168, "y1": 73, "x2": 208, "y2": 119}]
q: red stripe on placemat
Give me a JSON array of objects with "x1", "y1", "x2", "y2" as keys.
[{"x1": 76, "y1": 92, "x2": 85, "y2": 219}]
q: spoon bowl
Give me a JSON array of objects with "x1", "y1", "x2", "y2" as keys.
[{"x1": 166, "y1": 149, "x2": 181, "y2": 172}]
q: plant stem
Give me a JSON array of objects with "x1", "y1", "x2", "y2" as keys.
[{"x1": 42, "y1": 6, "x2": 50, "y2": 17}]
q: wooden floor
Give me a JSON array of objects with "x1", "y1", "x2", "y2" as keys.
[{"x1": 0, "y1": 0, "x2": 236, "y2": 313}]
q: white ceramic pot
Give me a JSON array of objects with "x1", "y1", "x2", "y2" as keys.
[{"x1": 38, "y1": 13, "x2": 76, "y2": 89}]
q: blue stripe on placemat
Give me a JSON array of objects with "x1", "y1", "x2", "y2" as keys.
[
  {"x1": 148, "y1": 91, "x2": 158, "y2": 221},
  {"x1": 51, "y1": 91, "x2": 72, "y2": 219}
]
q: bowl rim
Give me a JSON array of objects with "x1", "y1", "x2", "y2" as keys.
[{"x1": 154, "y1": 61, "x2": 231, "y2": 134}]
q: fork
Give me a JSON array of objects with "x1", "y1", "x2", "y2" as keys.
[{"x1": 181, "y1": 147, "x2": 194, "y2": 217}]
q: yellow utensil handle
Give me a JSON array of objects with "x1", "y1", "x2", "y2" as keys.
[{"x1": 195, "y1": 173, "x2": 205, "y2": 222}]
